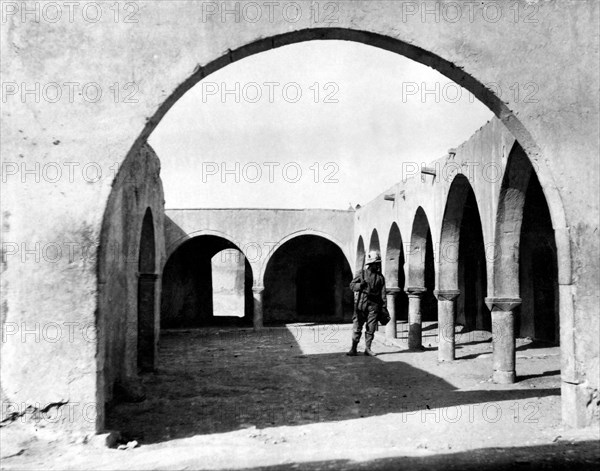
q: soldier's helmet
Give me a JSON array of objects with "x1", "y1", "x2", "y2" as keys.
[{"x1": 365, "y1": 250, "x2": 382, "y2": 265}]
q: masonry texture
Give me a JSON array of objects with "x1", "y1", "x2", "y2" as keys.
[{"x1": 1, "y1": 0, "x2": 598, "y2": 437}]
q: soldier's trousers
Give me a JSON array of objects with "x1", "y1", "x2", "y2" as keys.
[{"x1": 352, "y1": 306, "x2": 379, "y2": 344}]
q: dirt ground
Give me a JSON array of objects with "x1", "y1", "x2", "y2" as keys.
[{"x1": 2, "y1": 322, "x2": 599, "y2": 470}]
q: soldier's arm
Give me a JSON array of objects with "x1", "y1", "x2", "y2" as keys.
[
  {"x1": 349, "y1": 271, "x2": 365, "y2": 292},
  {"x1": 381, "y1": 276, "x2": 387, "y2": 308}
]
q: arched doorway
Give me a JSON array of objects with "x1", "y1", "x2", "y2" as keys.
[
  {"x1": 108, "y1": 24, "x2": 576, "y2": 427},
  {"x1": 137, "y1": 208, "x2": 157, "y2": 373},
  {"x1": 79, "y1": 14, "x2": 579, "y2": 430},
  {"x1": 406, "y1": 207, "x2": 437, "y2": 349},
  {"x1": 161, "y1": 236, "x2": 254, "y2": 328},
  {"x1": 385, "y1": 222, "x2": 408, "y2": 320},
  {"x1": 487, "y1": 142, "x2": 561, "y2": 384},
  {"x1": 437, "y1": 175, "x2": 489, "y2": 360},
  {"x1": 493, "y1": 142, "x2": 559, "y2": 344},
  {"x1": 263, "y1": 235, "x2": 353, "y2": 323}
]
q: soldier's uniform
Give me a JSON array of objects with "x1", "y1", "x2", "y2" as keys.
[{"x1": 347, "y1": 251, "x2": 387, "y2": 356}]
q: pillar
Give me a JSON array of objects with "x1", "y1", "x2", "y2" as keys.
[
  {"x1": 385, "y1": 287, "x2": 401, "y2": 339},
  {"x1": 434, "y1": 289, "x2": 460, "y2": 362},
  {"x1": 253, "y1": 286, "x2": 264, "y2": 330},
  {"x1": 407, "y1": 286, "x2": 426, "y2": 349},
  {"x1": 485, "y1": 297, "x2": 521, "y2": 383},
  {"x1": 334, "y1": 258, "x2": 344, "y2": 320}
]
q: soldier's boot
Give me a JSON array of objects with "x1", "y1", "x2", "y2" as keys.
[
  {"x1": 364, "y1": 335, "x2": 377, "y2": 357},
  {"x1": 346, "y1": 340, "x2": 359, "y2": 356}
]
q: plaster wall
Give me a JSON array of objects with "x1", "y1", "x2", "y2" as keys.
[{"x1": 164, "y1": 208, "x2": 355, "y2": 285}]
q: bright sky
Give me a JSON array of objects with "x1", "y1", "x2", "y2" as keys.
[{"x1": 149, "y1": 40, "x2": 494, "y2": 210}]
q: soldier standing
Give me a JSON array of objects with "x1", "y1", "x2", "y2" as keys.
[{"x1": 347, "y1": 250, "x2": 387, "y2": 356}]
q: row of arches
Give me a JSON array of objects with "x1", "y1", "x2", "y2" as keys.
[
  {"x1": 136, "y1": 231, "x2": 354, "y2": 370},
  {"x1": 135, "y1": 142, "x2": 558, "y2": 384},
  {"x1": 355, "y1": 143, "x2": 558, "y2": 380}
]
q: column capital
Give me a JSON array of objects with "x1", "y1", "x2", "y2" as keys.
[
  {"x1": 386, "y1": 287, "x2": 402, "y2": 295},
  {"x1": 485, "y1": 297, "x2": 521, "y2": 311},
  {"x1": 252, "y1": 286, "x2": 265, "y2": 294},
  {"x1": 407, "y1": 286, "x2": 427, "y2": 296},
  {"x1": 434, "y1": 289, "x2": 460, "y2": 301}
]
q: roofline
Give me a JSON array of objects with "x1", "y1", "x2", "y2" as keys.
[{"x1": 165, "y1": 207, "x2": 355, "y2": 212}]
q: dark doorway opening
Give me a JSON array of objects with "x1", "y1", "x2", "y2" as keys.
[
  {"x1": 385, "y1": 223, "x2": 408, "y2": 321},
  {"x1": 422, "y1": 228, "x2": 438, "y2": 322},
  {"x1": 457, "y1": 189, "x2": 490, "y2": 331},
  {"x1": 519, "y1": 172, "x2": 559, "y2": 344},
  {"x1": 264, "y1": 235, "x2": 353, "y2": 323},
  {"x1": 297, "y1": 263, "x2": 335, "y2": 317},
  {"x1": 138, "y1": 208, "x2": 157, "y2": 373}
]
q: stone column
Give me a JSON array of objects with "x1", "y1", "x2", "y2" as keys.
[
  {"x1": 252, "y1": 286, "x2": 264, "y2": 330},
  {"x1": 485, "y1": 297, "x2": 522, "y2": 384},
  {"x1": 434, "y1": 289, "x2": 460, "y2": 362},
  {"x1": 407, "y1": 286, "x2": 426, "y2": 349},
  {"x1": 334, "y1": 259, "x2": 344, "y2": 320},
  {"x1": 385, "y1": 287, "x2": 401, "y2": 339}
]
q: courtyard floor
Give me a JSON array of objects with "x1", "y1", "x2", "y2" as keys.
[{"x1": 2, "y1": 322, "x2": 599, "y2": 470}]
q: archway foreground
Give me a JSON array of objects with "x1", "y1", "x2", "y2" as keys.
[{"x1": 2, "y1": 2, "x2": 596, "y2": 437}]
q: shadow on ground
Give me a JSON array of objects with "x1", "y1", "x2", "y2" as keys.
[
  {"x1": 107, "y1": 327, "x2": 560, "y2": 445},
  {"x1": 237, "y1": 441, "x2": 600, "y2": 470}
]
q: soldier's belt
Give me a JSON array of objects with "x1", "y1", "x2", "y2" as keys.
[{"x1": 366, "y1": 293, "x2": 382, "y2": 303}]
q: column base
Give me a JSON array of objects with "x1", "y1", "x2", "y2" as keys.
[
  {"x1": 385, "y1": 287, "x2": 400, "y2": 339},
  {"x1": 493, "y1": 370, "x2": 516, "y2": 384},
  {"x1": 408, "y1": 327, "x2": 422, "y2": 350},
  {"x1": 438, "y1": 355, "x2": 455, "y2": 363},
  {"x1": 385, "y1": 323, "x2": 396, "y2": 339}
]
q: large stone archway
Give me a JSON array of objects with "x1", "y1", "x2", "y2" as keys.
[
  {"x1": 487, "y1": 141, "x2": 561, "y2": 388},
  {"x1": 2, "y1": 2, "x2": 597, "y2": 432}
]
